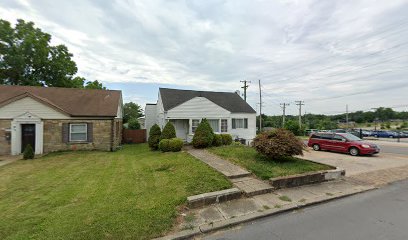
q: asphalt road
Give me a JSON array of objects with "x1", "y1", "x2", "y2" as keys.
[
  {"x1": 375, "y1": 143, "x2": 408, "y2": 156},
  {"x1": 204, "y1": 179, "x2": 408, "y2": 240}
]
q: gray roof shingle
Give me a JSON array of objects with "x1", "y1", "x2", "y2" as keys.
[{"x1": 159, "y1": 88, "x2": 256, "y2": 113}]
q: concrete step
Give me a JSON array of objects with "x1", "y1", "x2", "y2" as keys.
[{"x1": 232, "y1": 177, "x2": 274, "y2": 197}]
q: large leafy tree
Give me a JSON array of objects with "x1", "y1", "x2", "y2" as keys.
[
  {"x1": 0, "y1": 19, "x2": 105, "y2": 89},
  {"x1": 123, "y1": 102, "x2": 143, "y2": 123}
]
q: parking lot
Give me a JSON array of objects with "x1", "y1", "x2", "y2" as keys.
[{"x1": 301, "y1": 140, "x2": 408, "y2": 176}]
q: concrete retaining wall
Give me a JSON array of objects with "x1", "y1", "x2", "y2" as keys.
[{"x1": 187, "y1": 188, "x2": 242, "y2": 208}]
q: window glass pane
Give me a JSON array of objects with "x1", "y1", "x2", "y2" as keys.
[
  {"x1": 221, "y1": 119, "x2": 228, "y2": 132},
  {"x1": 192, "y1": 119, "x2": 200, "y2": 133},
  {"x1": 232, "y1": 119, "x2": 236, "y2": 129},
  {"x1": 71, "y1": 124, "x2": 86, "y2": 133},
  {"x1": 71, "y1": 133, "x2": 87, "y2": 141},
  {"x1": 236, "y1": 119, "x2": 244, "y2": 128},
  {"x1": 208, "y1": 119, "x2": 219, "y2": 132}
]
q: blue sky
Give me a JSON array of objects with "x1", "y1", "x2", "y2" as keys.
[{"x1": 1, "y1": 0, "x2": 408, "y2": 115}]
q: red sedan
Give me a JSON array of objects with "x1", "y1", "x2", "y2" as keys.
[{"x1": 307, "y1": 132, "x2": 380, "y2": 156}]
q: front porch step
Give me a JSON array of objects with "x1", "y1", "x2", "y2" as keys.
[{"x1": 232, "y1": 177, "x2": 274, "y2": 197}]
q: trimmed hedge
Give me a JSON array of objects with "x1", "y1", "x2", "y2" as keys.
[
  {"x1": 148, "y1": 124, "x2": 161, "y2": 150},
  {"x1": 160, "y1": 122, "x2": 176, "y2": 140},
  {"x1": 220, "y1": 134, "x2": 233, "y2": 145},
  {"x1": 192, "y1": 119, "x2": 214, "y2": 148},
  {"x1": 212, "y1": 134, "x2": 223, "y2": 147},
  {"x1": 252, "y1": 128, "x2": 304, "y2": 160},
  {"x1": 159, "y1": 138, "x2": 184, "y2": 152},
  {"x1": 23, "y1": 144, "x2": 34, "y2": 160}
]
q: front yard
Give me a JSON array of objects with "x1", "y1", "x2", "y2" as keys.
[
  {"x1": 209, "y1": 145, "x2": 331, "y2": 180},
  {"x1": 0, "y1": 144, "x2": 231, "y2": 240}
]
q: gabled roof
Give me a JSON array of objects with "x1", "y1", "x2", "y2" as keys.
[
  {"x1": 159, "y1": 88, "x2": 256, "y2": 113},
  {"x1": 0, "y1": 85, "x2": 122, "y2": 117}
]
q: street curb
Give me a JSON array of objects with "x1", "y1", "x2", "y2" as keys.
[{"x1": 154, "y1": 186, "x2": 376, "y2": 240}]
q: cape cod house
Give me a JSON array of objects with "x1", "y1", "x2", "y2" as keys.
[
  {"x1": 145, "y1": 88, "x2": 257, "y2": 144},
  {"x1": 0, "y1": 85, "x2": 123, "y2": 155}
]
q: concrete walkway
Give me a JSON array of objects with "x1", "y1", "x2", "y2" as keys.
[
  {"x1": 187, "y1": 148, "x2": 273, "y2": 196},
  {"x1": 0, "y1": 155, "x2": 21, "y2": 167}
]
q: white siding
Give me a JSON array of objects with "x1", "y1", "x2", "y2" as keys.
[
  {"x1": 0, "y1": 97, "x2": 69, "y2": 119},
  {"x1": 144, "y1": 104, "x2": 157, "y2": 138},
  {"x1": 167, "y1": 97, "x2": 230, "y2": 119},
  {"x1": 229, "y1": 113, "x2": 257, "y2": 143},
  {"x1": 116, "y1": 94, "x2": 123, "y2": 119}
]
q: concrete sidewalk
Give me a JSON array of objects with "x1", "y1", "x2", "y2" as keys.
[{"x1": 158, "y1": 178, "x2": 374, "y2": 240}]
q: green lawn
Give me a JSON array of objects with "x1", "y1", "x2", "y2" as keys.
[
  {"x1": 209, "y1": 145, "x2": 331, "y2": 180},
  {"x1": 0, "y1": 144, "x2": 231, "y2": 240}
]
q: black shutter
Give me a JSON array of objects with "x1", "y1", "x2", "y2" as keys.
[
  {"x1": 87, "y1": 123, "x2": 93, "y2": 142},
  {"x1": 244, "y1": 118, "x2": 248, "y2": 129},
  {"x1": 232, "y1": 119, "x2": 236, "y2": 129},
  {"x1": 62, "y1": 123, "x2": 69, "y2": 143}
]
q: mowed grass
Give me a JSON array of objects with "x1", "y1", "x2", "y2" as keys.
[
  {"x1": 209, "y1": 145, "x2": 331, "y2": 180},
  {"x1": 0, "y1": 144, "x2": 231, "y2": 240}
]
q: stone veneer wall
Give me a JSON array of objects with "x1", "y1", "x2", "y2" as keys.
[
  {"x1": 43, "y1": 119, "x2": 113, "y2": 153},
  {"x1": 112, "y1": 119, "x2": 122, "y2": 150},
  {"x1": 0, "y1": 120, "x2": 11, "y2": 155}
]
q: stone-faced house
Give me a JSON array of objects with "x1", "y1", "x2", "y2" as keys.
[
  {"x1": 0, "y1": 85, "x2": 123, "y2": 155},
  {"x1": 145, "y1": 88, "x2": 257, "y2": 144}
]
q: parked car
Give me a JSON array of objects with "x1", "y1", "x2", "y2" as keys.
[
  {"x1": 371, "y1": 131, "x2": 399, "y2": 138},
  {"x1": 308, "y1": 132, "x2": 380, "y2": 156}
]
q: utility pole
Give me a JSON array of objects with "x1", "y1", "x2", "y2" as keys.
[
  {"x1": 295, "y1": 101, "x2": 305, "y2": 128},
  {"x1": 240, "y1": 80, "x2": 250, "y2": 102},
  {"x1": 280, "y1": 103, "x2": 290, "y2": 127},
  {"x1": 346, "y1": 104, "x2": 349, "y2": 130},
  {"x1": 258, "y1": 80, "x2": 262, "y2": 132}
]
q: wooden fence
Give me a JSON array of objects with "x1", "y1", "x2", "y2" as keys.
[{"x1": 122, "y1": 129, "x2": 146, "y2": 144}]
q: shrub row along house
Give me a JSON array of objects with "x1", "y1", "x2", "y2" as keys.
[
  {"x1": 0, "y1": 85, "x2": 123, "y2": 155},
  {"x1": 145, "y1": 88, "x2": 257, "y2": 144}
]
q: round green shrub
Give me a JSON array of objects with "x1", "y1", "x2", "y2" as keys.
[
  {"x1": 169, "y1": 138, "x2": 183, "y2": 152},
  {"x1": 160, "y1": 122, "x2": 176, "y2": 140},
  {"x1": 212, "y1": 134, "x2": 223, "y2": 147},
  {"x1": 220, "y1": 134, "x2": 233, "y2": 145},
  {"x1": 192, "y1": 119, "x2": 214, "y2": 148},
  {"x1": 159, "y1": 139, "x2": 171, "y2": 152},
  {"x1": 148, "y1": 124, "x2": 161, "y2": 150},
  {"x1": 23, "y1": 144, "x2": 34, "y2": 160},
  {"x1": 252, "y1": 128, "x2": 304, "y2": 160},
  {"x1": 127, "y1": 118, "x2": 141, "y2": 130}
]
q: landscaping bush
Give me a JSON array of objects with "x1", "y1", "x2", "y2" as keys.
[
  {"x1": 160, "y1": 122, "x2": 176, "y2": 140},
  {"x1": 148, "y1": 124, "x2": 161, "y2": 150},
  {"x1": 127, "y1": 118, "x2": 141, "y2": 130},
  {"x1": 212, "y1": 134, "x2": 223, "y2": 147},
  {"x1": 252, "y1": 128, "x2": 304, "y2": 160},
  {"x1": 192, "y1": 119, "x2": 214, "y2": 148},
  {"x1": 159, "y1": 139, "x2": 171, "y2": 152},
  {"x1": 159, "y1": 138, "x2": 184, "y2": 152},
  {"x1": 23, "y1": 144, "x2": 34, "y2": 160},
  {"x1": 220, "y1": 134, "x2": 233, "y2": 145},
  {"x1": 169, "y1": 138, "x2": 183, "y2": 152}
]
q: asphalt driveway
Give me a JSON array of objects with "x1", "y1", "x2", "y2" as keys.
[{"x1": 301, "y1": 141, "x2": 408, "y2": 176}]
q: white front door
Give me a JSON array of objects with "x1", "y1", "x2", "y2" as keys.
[{"x1": 171, "y1": 120, "x2": 188, "y2": 141}]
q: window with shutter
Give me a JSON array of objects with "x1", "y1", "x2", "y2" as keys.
[{"x1": 69, "y1": 124, "x2": 87, "y2": 142}]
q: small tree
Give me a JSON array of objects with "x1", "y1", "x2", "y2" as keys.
[
  {"x1": 128, "y1": 118, "x2": 141, "y2": 130},
  {"x1": 192, "y1": 119, "x2": 214, "y2": 148},
  {"x1": 148, "y1": 124, "x2": 161, "y2": 150},
  {"x1": 160, "y1": 122, "x2": 176, "y2": 140},
  {"x1": 23, "y1": 144, "x2": 34, "y2": 160},
  {"x1": 284, "y1": 120, "x2": 302, "y2": 136},
  {"x1": 252, "y1": 129, "x2": 304, "y2": 160}
]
